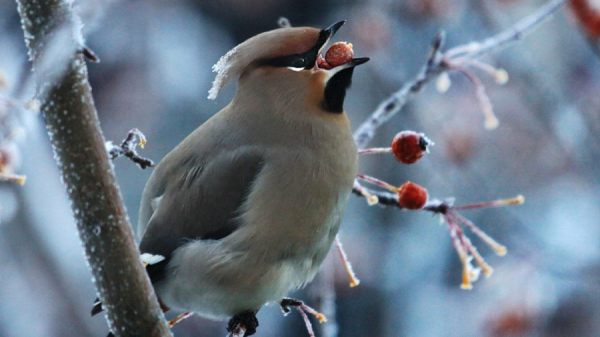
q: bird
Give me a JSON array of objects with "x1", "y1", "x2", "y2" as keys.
[{"x1": 92, "y1": 20, "x2": 369, "y2": 336}]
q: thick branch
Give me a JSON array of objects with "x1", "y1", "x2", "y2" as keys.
[{"x1": 16, "y1": 1, "x2": 171, "y2": 336}]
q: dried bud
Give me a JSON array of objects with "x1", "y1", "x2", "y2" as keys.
[
  {"x1": 391, "y1": 131, "x2": 432, "y2": 164},
  {"x1": 398, "y1": 182, "x2": 428, "y2": 209},
  {"x1": 325, "y1": 42, "x2": 354, "y2": 68}
]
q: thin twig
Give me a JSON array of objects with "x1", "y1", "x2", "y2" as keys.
[
  {"x1": 107, "y1": 128, "x2": 154, "y2": 169},
  {"x1": 352, "y1": 0, "x2": 567, "y2": 150},
  {"x1": 353, "y1": 32, "x2": 446, "y2": 150},
  {"x1": 446, "y1": 0, "x2": 568, "y2": 59},
  {"x1": 444, "y1": 61, "x2": 498, "y2": 129}
]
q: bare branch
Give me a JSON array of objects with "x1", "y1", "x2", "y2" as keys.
[
  {"x1": 15, "y1": 0, "x2": 171, "y2": 336},
  {"x1": 107, "y1": 128, "x2": 155, "y2": 169},
  {"x1": 353, "y1": 32, "x2": 446, "y2": 150},
  {"x1": 446, "y1": 0, "x2": 568, "y2": 59},
  {"x1": 352, "y1": 0, "x2": 567, "y2": 149}
]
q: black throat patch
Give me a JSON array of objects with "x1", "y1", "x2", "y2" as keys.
[{"x1": 322, "y1": 67, "x2": 355, "y2": 113}]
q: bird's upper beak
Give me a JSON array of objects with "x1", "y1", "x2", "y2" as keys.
[
  {"x1": 312, "y1": 21, "x2": 370, "y2": 76},
  {"x1": 314, "y1": 21, "x2": 347, "y2": 58}
]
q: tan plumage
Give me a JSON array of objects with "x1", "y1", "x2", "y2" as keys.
[{"x1": 97, "y1": 21, "x2": 368, "y2": 336}]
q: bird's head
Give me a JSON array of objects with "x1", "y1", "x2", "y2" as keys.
[{"x1": 208, "y1": 21, "x2": 369, "y2": 115}]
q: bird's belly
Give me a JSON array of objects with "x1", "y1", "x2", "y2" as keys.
[
  {"x1": 155, "y1": 233, "x2": 337, "y2": 318},
  {"x1": 157, "y1": 148, "x2": 355, "y2": 317}
]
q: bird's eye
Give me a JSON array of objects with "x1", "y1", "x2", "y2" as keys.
[{"x1": 289, "y1": 57, "x2": 305, "y2": 68}]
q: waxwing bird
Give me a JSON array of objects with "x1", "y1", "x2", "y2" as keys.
[{"x1": 92, "y1": 21, "x2": 369, "y2": 336}]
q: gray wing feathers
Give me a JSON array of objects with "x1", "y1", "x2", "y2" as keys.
[{"x1": 138, "y1": 147, "x2": 265, "y2": 259}]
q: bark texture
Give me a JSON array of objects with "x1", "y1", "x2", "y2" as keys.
[{"x1": 15, "y1": 0, "x2": 172, "y2": 335}]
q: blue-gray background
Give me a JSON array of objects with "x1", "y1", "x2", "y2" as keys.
[{"x1": 1, "y1": 0, "x2": 599, "y2": 336}]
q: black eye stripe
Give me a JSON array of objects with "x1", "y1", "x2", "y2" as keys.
[
  {"x1": 259, "y1": 28, "x2": 330, "y2": 69},
  {"x1": 260, "y1": 53, "x2": 311, "y2": 68}
]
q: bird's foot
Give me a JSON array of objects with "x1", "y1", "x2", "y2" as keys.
[
  {"x1": 280, "y1": 298, "x2": 303, "y2": 314},
  {"x1": 280, "y1": 297, "x2": 327, "y2": 337},
  {"x1": 227, "y1": 311, "x2": 259, "y2": 337}
]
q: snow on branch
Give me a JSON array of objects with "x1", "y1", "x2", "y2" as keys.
[{"x1": 107, "y1": 128, "x2": 155, "y2": 169}]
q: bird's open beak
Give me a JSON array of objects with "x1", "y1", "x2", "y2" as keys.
[
  {"x1": 314, "y1": 21, "x2": 370, "y2": 73},
  {"x1": 316, "y1": 21, "x2": 345, "y2": 56},
  {"x1": 317, "y1": 22, "x2": 370, "y2": 112},
  {"x1": 323, "y1": 21, "x2": 345, "y2": 39}
]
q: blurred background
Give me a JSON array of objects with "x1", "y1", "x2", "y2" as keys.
[{"x1": 1, "y1": 0, "x2": 600, "y2": 336}]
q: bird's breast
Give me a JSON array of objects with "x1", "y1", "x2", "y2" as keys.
[{"x1": 224, "y1": 120, "x2": 357, "y2": 282}]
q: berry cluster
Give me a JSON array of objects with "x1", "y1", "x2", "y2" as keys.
[
  {"x1": 354, "y1": 130, "x2": 523, "y2": 289},
  {"x1": 357, "y1": 130, "x2": 432, "y2": 209}
]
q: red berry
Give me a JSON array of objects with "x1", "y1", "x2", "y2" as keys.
[
  {"x1": 569, "y1": 0, "x2": 600, "y2": 38},
  {"x1": 325, "y1": 42, "x2": 354, "y2": 68},
  {"x1": 317, "y1": 54, "x2": 332, "y2": 70},
  {"x1": 391, "y1": 131, "x2": 432, "y2": 164},
  {"x1": 398, "y1": 182, "x2": 428, "y2": 210}
]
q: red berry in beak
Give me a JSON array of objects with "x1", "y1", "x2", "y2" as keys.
[{"x1": 325, "y1": 42, "x2": 354, "y2": 68}]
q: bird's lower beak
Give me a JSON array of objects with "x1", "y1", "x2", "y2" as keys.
[{"x1": 344, "y1": 57, "x2": 370, "y2": 68}]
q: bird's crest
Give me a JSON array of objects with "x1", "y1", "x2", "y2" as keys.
[{"x1": 208, "y1": 27, "x2": 320, "y2": 100}]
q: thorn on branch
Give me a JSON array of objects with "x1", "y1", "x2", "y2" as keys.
[
  {"x1": 427, "y1": 30, "x2": 446, "y2": 69},
  {"x1": 432, "y1": 30, "x2": 446, "y2": 51},
  {"x1": 106, "y1": 128, "x2": 154, "y2": 169},
  {"x1": 278, "y1": 17, "x2": 291, "y2": 28},
  {"x1": 79, "y1": 45, "x2": 100, "y2": 63}
]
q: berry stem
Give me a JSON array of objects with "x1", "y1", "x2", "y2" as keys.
[
  {"x1": 356, "y1": 174, "x2": 400, "y2": 193},
  {"x1": 357, "y1": 147, "x2": 392, "y2": 155},
  {"x1": 453, "y1": 195, "x2": 524, "y2": 211},
  {"x1": 335, "y1": 235, "x2": 361, "y2": 288},
  {"x1": 453, "y1": 212, "x2": 507, "y2": 256}
]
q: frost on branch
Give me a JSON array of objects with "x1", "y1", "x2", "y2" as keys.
[
  {"x1": 352, "y1": 0, "x2": 568, "y2": 149},
  {"x1": 354, "y1": 168, "x2": 524, "y2": 288},
  {"x1": 15, "y1": 0, "x2": 170, "y2": 335},
  {"x1": 346, "y1": 0, "x2": 564, "y2": 290},
  {"x1": 106, "y1": 128, "x2": 154, "y2": 169}
]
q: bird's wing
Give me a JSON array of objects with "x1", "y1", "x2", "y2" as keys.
[{"x1": 138, "y1": 144, "x2": 265, "y2": 282}]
